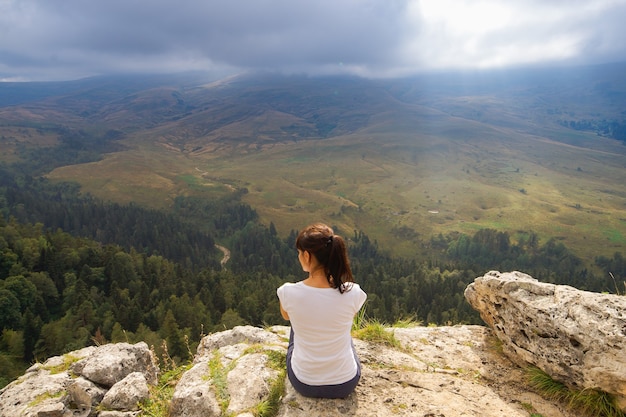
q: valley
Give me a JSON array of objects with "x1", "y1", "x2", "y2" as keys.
[{"x1": 2, "y1": 65, "x2": 626, "y2": 263}]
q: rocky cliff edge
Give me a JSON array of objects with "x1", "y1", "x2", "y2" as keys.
[{"x1": 2, "y1": 270, "x2": 624, "y2": 417}]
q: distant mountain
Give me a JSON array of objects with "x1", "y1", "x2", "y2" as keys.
[
  {"x1": 0, "y1": 72, "x2": 223, "y2": 107},
  {"x1": 2, "y1": 63, "x2": 625, "y2": 143}
]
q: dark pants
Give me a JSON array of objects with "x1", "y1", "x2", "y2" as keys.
[{"x1": 286, "y1": 329, "x2": 361, "y2": 398}]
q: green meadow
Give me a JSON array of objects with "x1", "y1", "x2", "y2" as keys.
[{"x1": 47, "y1": 104, "x2": 626, "y2": 264}]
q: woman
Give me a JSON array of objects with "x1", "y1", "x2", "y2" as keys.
[{"x1": 277, "y1": 223, "x2": 367, "y2": 398}]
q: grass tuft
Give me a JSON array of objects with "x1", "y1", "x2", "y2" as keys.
[
  {"x1": 609, "y1": 272, "x2": 625, "y2": 296},
  {"x1": 352, "y1": 319, "x2": 402, "y2": 349},
  {"x1": 208, "y1": 351, "x2": 231, "y2": 414},
  {"x1": 352, "y1": 304, "x2": 368, "y2": 332},
  {"x1": 28, "y1": 390, "x2": 65, "y2": 407},
  {"x1": 254, "y1": 373, "x2": 286, "y2": 417},
  {"x1": 526, "y1": 366, "x2": 624, "y2": 417},
  {"x1": 42, "y1": 354, "x2": 80, "y2": 374},
  {"x1": 393, "y1": 316, "x2": 422, "y2": 328},
  {"x1": 138, "y1": 361, "x2": 191, "y2": 417}
]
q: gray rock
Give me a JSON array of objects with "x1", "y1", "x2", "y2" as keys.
[
  {"x1": 4, "y1": 305, "x2": 611, "y2": 417},
  {"x1": 100, "y1": 372, "x2": 149, "y2": 411},
  {"x1": 33, "y1": 401, "x2": 65, "y2": 417},
  {"x1": 226, "y1": 353, "x2": 280, "y2": 415},
  {"x1": 0, "y1": 371, "x2": 71, "y2": 417},
  {"x1": 465, "y1": 270, "x2": 626, "y2": 410},
  {"x1": 195, "y1": 325, "x2": 285, "y2": 363},
  {"x1": 0, "y1": 342, "x2": 157, "y2": 417},
  {"x1": 97, "y1": 412, "x2": 140, "y2": 417},
  {"x1": 71, "y1": 342, "x2": 158, "y2": 387},
  {"x1": 169, "y1": 362, "x2": 221, "y2": 417},
  {"x1": 67, "y1": 376, "x2": 106, "y2": 409}
]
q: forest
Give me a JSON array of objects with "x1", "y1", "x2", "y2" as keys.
[
  {"x1": 559, "y1": 118, "x2": 626, "y2": 142},
  {"x1": 1, "y1": 163, "x2": 624, "y2": 388}
]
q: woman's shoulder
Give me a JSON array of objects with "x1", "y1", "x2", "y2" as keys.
[
  {"x1": 346, "y1": 282, "x2": 365, "y2": 293},
  {"x1": 278, "y1": 281, "x2": 301, "y2": 288},
  {"x1": 277, "y1": 281, "x2": 301, "y2": 294},
  {"x1": 348, "y1": 282, "x2": 367, "y2": 302}
]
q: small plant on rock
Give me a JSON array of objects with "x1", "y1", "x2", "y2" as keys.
[
  {"x1": 28, "y1": 390, "x2": 65, "y2": 407},
  {"x1": 254, "y1": 373, "x2": 285, "y2": 417},
  {"x1": 526, "y1": 366, "x2": 624, "y2": 417},
  {"x1": 139, "y1": 340, "x2": 192, "y2": 417},
  {"x1": 42, "y1": 354, "x2": 80, "y2": 374},
  {"x1": 352, "y1": 318, "x2": 402, "y2": 349},
  {"x1": 139, "y1": 361, "x2": 191, "y2": 417}
]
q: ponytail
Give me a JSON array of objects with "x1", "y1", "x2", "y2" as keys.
[{"x1": 296, "y1": 223, "x2": 354, "y2": 293}]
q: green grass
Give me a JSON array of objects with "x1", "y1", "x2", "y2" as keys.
[
  {"x1": 254, "y1": 373, "x2": 286, "y2": 417},
  {"x1": 352, "y1": 318, "x2": 402, "y2": 349},
  {"x1": 241, "y1": 345, "x2": 287, "y2": 371},
  {"x1": 604, "y1": 228, "x2": 626, "y2": 245},
  {"x1": 526, "y1": 366, "x2": 624, "y2": 417},
  {"x1": 49, "y1": 125, "x2": 626, "y2": 264},
  {"x1": 208, "y1": 351, "x2": 232, "y2": 414},
  {"x1": 41, "y1": 354, "x2": 80, "y2": 374},
  {"x1": 202, "y1": 347, "x2": 287, "y2": 417},
  {"x1": 28, "y1": 390, "x2": 65, "y2": 407},
  {"x1": 392, "y1": 316, "x2": 422, "y2": 328},
  {"x1": 244, "y1": 348, "x2": 287, "y2": 417},
  {"x1": 139, "y1": 362, "x2": 192, "y2": 417}
]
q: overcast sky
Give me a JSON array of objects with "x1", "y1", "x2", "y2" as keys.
[{"x1": 1, "y1": 0, "x2": 626, "y2": 82}]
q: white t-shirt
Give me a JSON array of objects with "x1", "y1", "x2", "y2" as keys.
[{"x1": 277, "y1": 281, "x2": 367, "y2": 385}]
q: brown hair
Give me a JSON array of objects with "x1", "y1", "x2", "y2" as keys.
[{"x1": 296, "y1": 223, "x2": 353, "y2": 293}]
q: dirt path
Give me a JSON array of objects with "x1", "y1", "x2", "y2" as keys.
[{"x1": 215, "y1": 244, "x2": 230, "y2": 267}]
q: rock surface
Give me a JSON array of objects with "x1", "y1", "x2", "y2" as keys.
[
  {"x1": 167, "y1": 325, "x2": 581, "y2": 417},
  {"x1": 100, "y1": 372, "x2": 149, "y2": 411},
  {"x1": 1, "y1": 324, "x2": 582, "y2": 417},
  {"x1": 0, "y1": 342, "x2": 157, "y2": 417},
  {"x1": 465, "y1": 270, "x2": 626, "y2": 411}
]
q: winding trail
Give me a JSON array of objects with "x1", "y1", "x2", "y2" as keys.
[{"x1": 215, "y1": 244, "x2": 231, "y2": 267}]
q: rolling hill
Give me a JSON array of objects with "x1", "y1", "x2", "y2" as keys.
[{"x1": 1, "y1": 63, "x2": 626, "y2": 263}]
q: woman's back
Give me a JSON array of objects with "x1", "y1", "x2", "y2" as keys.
[{"x1": 277, "y1": 281, "x2": 366, "y2": 385}]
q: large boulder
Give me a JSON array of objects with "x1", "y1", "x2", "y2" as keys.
[
  {"x1": 465, "y1": 270, "x2": 626, "y2": 410},
  {"x1": 168, "y1": 362, "x2": 221, "y2": 417},
  {"x1": 0, "y1": 342, "x2": 158, "y2": 417},
  {"x1": 100, "y1": 372, "x2": 149, "y2": 411},
  {"x1": 71, "y1": 342, "x2": 159, "y2": 387},
  {"x1": 194, "y1": 325, "x2": 285, "y2": 362}
]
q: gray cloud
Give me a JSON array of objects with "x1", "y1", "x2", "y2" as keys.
[{"x1": 1, "y1": 0, "x2": 625, "y2": 81}]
